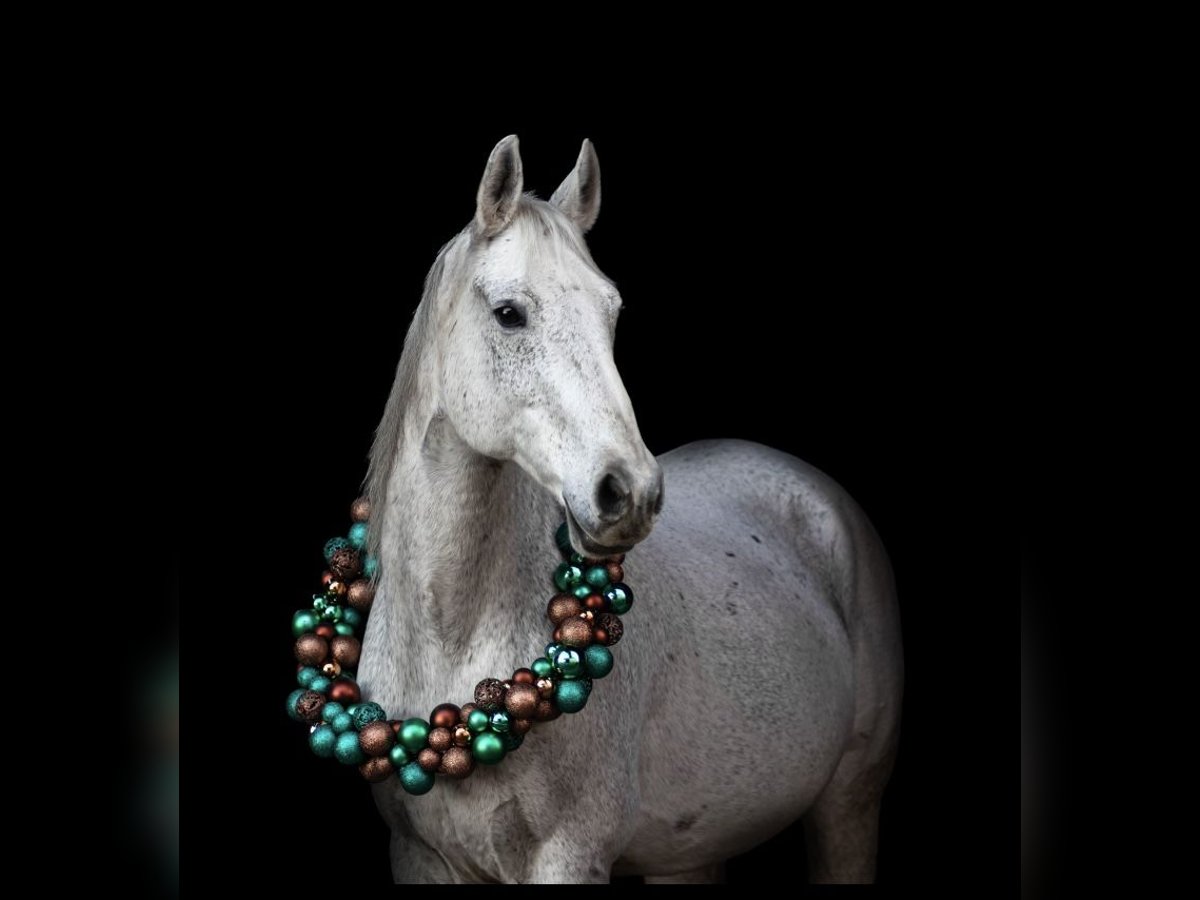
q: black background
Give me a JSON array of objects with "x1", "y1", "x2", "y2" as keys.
[{"x1": 180, "y1": 112, "x2": 1009, "y2": 890}]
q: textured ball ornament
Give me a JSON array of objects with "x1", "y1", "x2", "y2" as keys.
[
  {"x1": 328, "y1": 547, "x2": 362, "y2": 580},
  {"x1": 510, "y1": 717, "x2": 533, "y2": 736},
  {"x1": 471, "y1": 731, "x2": 505, "y2": 765},
  {"x1": 292, "y1": 609, "x2": 319, "y2": 637},
  {"x1": 350, "y1": 496, "x2": 371, "y2": 522},
  {"x1": 536, "y1": 677, "x2": 555, "y2": 698},
  {"x1": 400, "y1": 718, "x2": 431, "y2": 753},
  {"x1": 606, "y1": 561, "x2": 624, "y2": 583},
  {"x1": 504, "y1": 683, "x2": 539, "y2": 719},
  {"x1": 427, "y1": 727, "x2": 453, "y2": 753},
  {"x1": 323, "y1": 536, "x2": 352, "y2": 563},
  {"x1": 439, "y1": 745, "x2": 475, "y2": 779},
  {"x1": 359, "y1": 756, "x2": 394, "y2": 783},
  {"x1": 430, "y1": 703, "x2": 460, "y2": 730},
  {"x1": 556, "y1": 679, "x2": 590, "y2": 713},
  {"x1": 594, "y1": 612, "x2": 624, "y2": 646},
  {"x1": 296, "y1": 666, "x2": 319, "y2": 689},
  {"x1": 512, "y1": 667, "x2": 536, "y2": 685},
  {"x1": 322, "y1": 701, "x2": 345, "y2": 721},
  {"x1": 453, "y1": 724, "x2": 472, "y2": 747},
  {"x1": 531, "y1": 658, "x2": 553, "y2": 679},
  {"x1": 534, "y1": 698, "x2": 562, "y2": 721},
  {"x1": 584, "y1": 565, "x2": 611, "y2": 591},
  {"x1": 417, "y1": 748, "x2": 442, "y2": 773},
  {"x1": 399, "y1": 761, "x2": 435, "y2": 795},
  {"x1": 554, "y1": 647, "x2": 583, "y2": 678},
  {"x1": 547, "y1": 595, "x2": 583, "y2": 624},
  {"x1": 309, "y1": 724, "x2": 336, "y2": 758},
  {"x1": 322, "y1": 660, "x2": 341, "y2": 678},
  {"x1": 330, "y1": 635, "x2": 361, "y2": 670},
  {"x1": 328, "y1": 677, "x2": 361, "y2": 705},
  {"x1": 346, "y1": 579, "x2": 375, "y2": 612},
  {"x1": 294, "y1": 634, "x2": 328, "y2": 667},
  {"x1": 353, "y1": 702, "x2": 387, "y2": 730},
  {"x1": 474, "y1": 678, "x2": 507, "y2": 711},
  {"x1": 334, "y1": 731, "x2": 365, "y2": 765},
  {"x1": 286, "y1": 689, "x2": 305, "y2": 721},
  {"x1": 295, "y1": 690, "x2": 325, "y2": 724},
  {"x1": 558, "y1": 617, "x2": 593, "y2": 648},
  {"x1": 467, "y1": 709, "x2": 491, "y2": 734},
  {"x1": 554, "y1": 563, "x2": 583, "y2": 591},
  {"x1": 363, "y1": 555, "x2": 379, "y2": 579},
  {"x1": 347, "y1": 521, "x2": 369, "y2": 550},
  {"x1": 308, "y1": 674, "x2": 332, "y2": 694},
  {"x1": 584, "y1": 644, "x2": 614, "y2": 678},
  {"x1": 490, "y1": 711, "x2": 510, "y2": 732},
  {"x1": 330, "y1": 712, "x2": 354, "y2": 734},
  {"x1": 605, "y1": 582, "x2": 634, "y2": 615},
  {"x1": 358, "y1": 721, "x2": 394, "y2": 756}
]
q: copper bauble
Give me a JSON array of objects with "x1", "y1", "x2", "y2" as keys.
[
  {"x1": 430, "y1": 703, "x2": 460, "y2": 730},
  {"x1": 439, "y1": 746, "x2": 475, "y2": 779},
  {"x1": 350, "y1": 496, "x2": 371, "y2": 522},
  {"x1": 512, "y1": 667, "x2": 536, "y2": 685},
  {"x1": 328, "y1": 677, "x2": 361, "y2": 705},
  {"x1": 358, "y1": 721, "x2": 394, "y2": 757},
  {"x1": 474, "y1": 678, "x2": 507, "y2": 711},
  {"x1": 504, "y1": 683, "x2": 539, "y2": 719},
  {"x1": 594, "y1": 612, "x2": 624, "y2": 646},
  {"x1": 294, "y1": 634, "x2": 328, "y2": 666},
  {"x1": 558, "y1": 617, "x2": 593, "y2": 648},
  {"x1": 330, "y1": 635, "x2": 361, "y2": 669},
  {"x1": 606, "y1": 562, "x2": 624, "y2": 583},
  {"x1": 347, "y1": 579, "x2": 375, "y2": 612},
  {"x1": 547, "y1": 595, "x2": 583, "y2": 624},
  {"x1": 328, "y1": 547, "x2": 361, "y2": 580},
  {"x1": 417, "y1": 748, "x2": 442, "y2": 773},
  {"x1": 315, "y1": 623, "x2": 336, "y2": 640},
  {"x1": 534, "y1": 698, "x2": 561, "y2": 721},
  {"x1": 427, "y1": 727, "x2": 453, "y2": 753},
  {"x1": 359, "y1": 756, "x2": 394, "y2": 783},
  {"x1": 510, "y1": 717, "x2": 533, "y2": 736}
]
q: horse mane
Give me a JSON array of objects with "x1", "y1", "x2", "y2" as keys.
[{"x1": 362, "y1": 197, "x2": 597, "y2": 562}]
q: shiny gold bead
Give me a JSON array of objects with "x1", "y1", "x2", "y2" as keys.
[
  {"x1": 453, "y1": 724, "x2": 472, "y2": 747},
  {"x1": 579, "y1": 610, "x2": 594, "y2": 623},
  {"x1": 536, "y1": 677, "x2": 555, "y2": 698},
  {"x1": 327, "y1": 579, "x2": 347, "y2": 597},
  {"x1": 322, "y1": 660, "x2": 342, "y2": 678}
]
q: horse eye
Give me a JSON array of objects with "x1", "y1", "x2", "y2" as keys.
[{"x1": 494, "y1": 305, "x2": 526, "y2": 328}]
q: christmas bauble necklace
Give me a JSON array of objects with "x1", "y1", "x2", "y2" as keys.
[{"x1": 286, "y1": 497, "x2": 634, "y2": 795}]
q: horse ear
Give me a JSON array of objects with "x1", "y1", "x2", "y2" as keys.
[
  {"x1": 475, "y1": 135, "x2": 524, "y2": 237},
  {"x1": 550, "y1": 139, "x2": 601, "y2": 233}
]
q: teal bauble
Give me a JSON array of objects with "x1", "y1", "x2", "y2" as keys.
[
  {"x1": 324, "y1": 536, "x2": 352, "y2": 563},
  {"x1": 555, "y1": 679, "x2": 590, "y2": 713},
  {"x1": 309, "y1": 724, "x2": 336, "y2": 758},
  {"x1": 347, "y1": 521, "x2": 369, "y2": 550},
  {"x1": 471, "y1": 731, "x2": 505, "y2": 764},
  {"x1": 399, "y1": 761, "x2": 435, "y2": 795},
  {"x1": 583, "y1": 644, "x2": 614, "y2": 678},
  {"x1": 467, "y1": 709, "x2": 490, "y2": 734},
  {"x1": 569, "y1": 552, "x2": 586, "y2": 566},
  {"x1": 292, "y1": 609, "x2": 319, "y2": 637},
  {"x1": 571, "y1": 583, "x2": 593, "y2": 601},
  {"x1": 490, "y1": 711, "x2": 510, "y2": 732},
  {"x1": 334, "y1": 731, "x2": 365, "y2": 765},
  {"x1": 322, "y1": 702, "x2": 345, "y2": 722},
  {"x1": 555, "y1": 522, "x2": 571, "y2": 553},
  {"x1": 500, "y1": 731, "x2": 524, "y2": 752},
  {"x1": 545, "y1": 642, "x2": 562, "y2": 661},
  {"x1": 321, "y1": 604, "x2": 343, "y2": 623},
  {"x1": 341, "y1": 607, "x2": 363, "y2": 630},
  {"x1": 363, "y1": 555, "x2": 379, "y2": 579},
  {"x1": 554, "y1": 563, "x2": 583, "y2": 591},
  {"x1": 553, "y1": 647, "x2": 583, "y2": 678},
  {"x1": 354, "y1": 702, "x2": 387, "y2": 730},
  {"x1": 389, "y1": 744, "x2": 411, "y2": 768},
  {"x1": 309, "y1": 674, "x2": 332, "y2": 694},
  {"x1": 605, "y1": 583, "x2": 634, "y2": 614},
  {"x1": 330, "y1": 712, "x2": 353, "y2": 734},
  {"x1": 296, "y1": 666, "x2": 319, "y2": 689},
  {"x1": 334, "y1": 622, "x2": 355, "y2": 636},
  {"x1": 531, "y1": 657, "x2": 553, "y2": 679},
  {"x1": 400, "y1": 718, "x2": 431, "y2": 752},
  {"x1": 584, "y1": 565, "x2": 611, "y2": 591},
  {"x1": 286, "y1": 689, "x2": 305, "y2": 721}
]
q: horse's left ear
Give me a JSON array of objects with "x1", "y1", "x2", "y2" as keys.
[{"x1": 550, "y1": 139, "x2": 601, "y2": 233}]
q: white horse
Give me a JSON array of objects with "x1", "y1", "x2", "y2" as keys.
[{"x1": 359, "y1": 136, "x2": 903, "y2": 884}]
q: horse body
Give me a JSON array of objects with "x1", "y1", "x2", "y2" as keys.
[{"x1": 357, "y1": 137, "x2": 902, "y2": 883}]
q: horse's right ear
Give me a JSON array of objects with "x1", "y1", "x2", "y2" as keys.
[{"x1": 475, "y1": 135, "x2": 524, "y2": 237}]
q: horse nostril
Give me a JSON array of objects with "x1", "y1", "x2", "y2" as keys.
[{"x1": 596, "y1": 471, "x2": 630, "y2": 521}]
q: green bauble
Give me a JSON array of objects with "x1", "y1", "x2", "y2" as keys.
[
  {"x1": 471, "y1": 731, "x2": 505, "y2": 765},
  {"x1": 311, "y1": 595, "x2": 331, "y2": 613},
  {"x1": 605, "y1": 583, "x2": 634, "y2": 615},
  {"x1": 500, "y1": 731, "x2": 524, "y2": 752},
  {"x1": 399, "y1": 761, "x2": 435, "y2": 795},
  {"x1": 555, "y1": 679, "x2": 590, "y2": 713},
  {"x1": 334, "y1": 731, "x2": 365, "y2": 765},
  {"x1": 553, "y1": 647, "x2": 583, "y2": 678},
  {"x1": 292, "y1": 609, "x2": 319, "y2": 637},
  {"x1": 389, "y1": 744, "x2": 411, "y2": 768},
  {"x1": 324, "y1": 536, "x2": 352, "y2": 563},
  {"x1": 309, "y1": 675, "x2": 332, "y2": 694},
  {"x1": 341, "y1": 607, "x2": 363, "y2": 630},
  {"x1": 347, "y1": 521, "x2": 369, "y2": 550},
  {"x1": 354, "y1": 702, "x2": 387, "y2": 730},
  {"x1": 571, "y1": 583, "x2": 593, "y2": 601},
  {"x1": 583, "y1": 565, "x2": 611, "y2": 591},
  {"x1": 583, "y1": 644, "x2": 614, "y2": 678},
  {"x1": 330, "y1": 712, "x2": 354, "y2": 734},
  {"x1": 531, "y1": 657, "x2": 553, "y2": 679},
  {"x1": 286, "y1": 689, "x2": 305, "y2": 721},
  {"x1": 400, "y1": 718, "x2": 431, "y2": 752},
  {"x1": 490, "y1": 711, "x2": 510, "y2": 732},
  {"x1": 467, "y1": 709, "x2": 491, "y2": 734},
  {"x1": 334, "y1": 622, "x2": 355, "y2": 636},
  {"x1": 296, "y1": 666, "x2": 319, "y2": 689},
  {"x1": 321, "y1": 604, "x2": 343, "y2": 623},
  {"x1": 555, "y1": 522, "x2": 572, "y2": 553},
  {"x1": 309, "y1": 724, "x2": 336, "y2": 758},
  {"x1": 553, "y1": 563, "x2": 583, "y2": 591}
]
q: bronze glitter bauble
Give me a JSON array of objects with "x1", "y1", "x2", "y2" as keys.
[
  {"x1": 474, "y1": 678, "x2": 507, "y2": 711},
  {"x1": 328, "y1": 547, "x2": 362, "y2": 580},
  {"x1": 510, "y1": 717, "x2": 533, "y2": 736},
  {"x1": 547, "y1": 595, "x2": 583, "y2": 624},
  {"x1": 295, "y1": 690, "x2": 325, "y2": 724},
  {"x1": 294, "y1": 634, "x2": 328, "y2": 667},
  {"x1": 330, "y1": 635, "x2": 361, "y2": 670},
  {"x1": 417, "y1": 748, "x2": 442, "y2": 773},
  {"x1": 439, "y1": 746, "x2": 475, "y2": 779},
  {"x1": 558, "y1": 617, "x2": 593, "y2": 648},
  {"x1": 350, "y1": 496, "x2": 371, "y2": 522},
  {"x1": 427, "y1": 727, "x2": 453, "y2": 753},
  {"x1": 346, "y1": 579, "x2": 375, "y2": 612},
  {"x1": 459, "y1": 703, "x2": 476, "y2": 723},
  {"x1": 504, "y1": 683, "x2": 539, "y2": 719},
  {"x1": 534, "y1": 698, "x2": 561, "y2": 721},
  {"x1": 594, "y1": 612, "x2": 624, "y2": 646},
  {"x1": 359, "y1": 756, "x2": 394, "y2": 783},
  {"x1": 358, "y1": 721, "x2": 394, "y2": 757}
]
